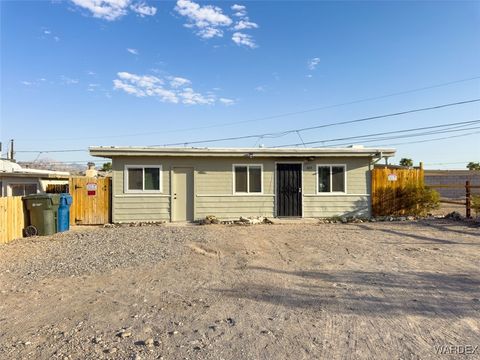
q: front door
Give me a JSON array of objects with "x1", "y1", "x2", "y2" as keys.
[
  {"x1": 172, "y1": 167, "x2": 194, "y2": 221},
  {"x1": 276, "y1": 164, "x2": 302, "y2": 217}
]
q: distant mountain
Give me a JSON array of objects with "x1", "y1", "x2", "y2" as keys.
[{"x1": 18, "y1": 159, "x2": 87, "y2": 175}]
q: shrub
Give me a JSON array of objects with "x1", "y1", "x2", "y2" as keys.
[
  {"x1": 375, "y1": 185, "x2": 440, "y2": 216},
  {"x1": 472, "y1": 195, "x2": 480, "y2": 216},
  {"x1": 408, "y1": 186, "x2": 440, "y2": 216}
]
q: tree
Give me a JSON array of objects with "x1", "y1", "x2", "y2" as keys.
[
  {"x1": 399, "y1": 158, "x2": 413, "y2": 167},
  {"x1": 467, "y1": 162, "x2": 480, "y2": 171},
  {"x1": 101, "y1": 162, "x2": 112, "y2": 171}
]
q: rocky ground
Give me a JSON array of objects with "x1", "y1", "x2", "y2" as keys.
[{"x1": 0, "y1": 220, "x2": 479, "y2": 359}]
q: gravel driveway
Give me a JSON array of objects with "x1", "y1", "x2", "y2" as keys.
[{"x1": 0, "y1": 220, "x2": 479, "y2": 359}]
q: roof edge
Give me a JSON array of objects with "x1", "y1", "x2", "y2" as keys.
[{"x1": 89, "y1": 146, "x2": 396, "y2": 158}]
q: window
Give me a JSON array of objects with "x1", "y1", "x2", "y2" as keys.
[
  {"x1": 125, "y1": 165, "x2": 161, "y2": 192},
  {"x1": 234, "y1": 165, "x2": 262, "y2": 193},
  {"x1": 317, "y1": 165, "x2": 346, "y2": 193},
  {"x1": 10, "y1": 183, "x2": 38, "y2": 196}
]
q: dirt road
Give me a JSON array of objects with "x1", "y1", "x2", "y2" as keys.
[{"x1": 1, "y1": 220, "x2": 479, "y2": 359}]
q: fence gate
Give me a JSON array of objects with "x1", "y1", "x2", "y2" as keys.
[
  {"x1": 371, "y1": 166, "x2": 424, "y2": 216},
  {"x1": 69, "y1": 177, "x2": 111, "y2": 225}
]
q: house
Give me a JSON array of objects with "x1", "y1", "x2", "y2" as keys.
[
  {"x1": 89, "y1": 146, "x2": 396, "y2": 222},
  {"x1": 0, "y1": 159, "x2": 70, "y2": 197}
]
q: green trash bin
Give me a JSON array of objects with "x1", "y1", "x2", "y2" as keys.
[{"x1": 23, "y1": 194, "x2": 61, "y2": 236}]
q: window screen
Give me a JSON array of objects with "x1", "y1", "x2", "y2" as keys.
[
  {"x1": 235, "y1": 166, "x2": 248, "y2": 192},
  {"x1": 11, "y1": 183, "x2": 38, "y2": 196},
  {"x1": 331, "y1": 166, "x2": 345, "y2": 192},
  {"x1": 235, "y1": 165, "x2": 262, "y2": 193},
  {"x1": 318, "y1": 166, "x2": 346, "y2": 193},
  {"x1": 318, "y1": 166, "x2": 330, "y2": 193},
  {"x1": 249, "y1": 166, "x2": 262, "y2": 193},
  {"x1": 144, "y1": 168, "x2": 160, "y2": 190},
  {"x1": 128, "y1": 168, "x2": 143, "y2": 190},
  {"x1": 127, "y1": 166, "x2": 161, "y2": 192}
]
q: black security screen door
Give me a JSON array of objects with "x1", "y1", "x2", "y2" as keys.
[{"x1": 276, "y1": 163, "x2": 302, "y2": 217}]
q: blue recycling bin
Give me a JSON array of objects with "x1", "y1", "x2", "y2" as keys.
[{"x1": 58, "y1": 193, "x2": 73, "y2": 232}]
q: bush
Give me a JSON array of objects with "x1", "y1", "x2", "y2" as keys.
[
  {"x1": 406, "y1": 186, "x2": 440, "y2": 216},
  {"x1": 472, "y1": 195, "x2": 480, "y2": 216},
  {"x1": 375, "y1": 185, "x2": 440, "y2": 216}
]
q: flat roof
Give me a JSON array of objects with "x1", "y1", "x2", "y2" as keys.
[
  {"x1": 0, "y1": 172, "x2": 70, "y2": 179},
  {"x1": 89, "y1": 146, "x2": 396, "y2": 158}
]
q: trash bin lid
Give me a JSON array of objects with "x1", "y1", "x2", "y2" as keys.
[
  {"x1": 49, "y1": 194, "x2": 61, "y2": 206},
  {"x1": 60, "y1": 193, "x2": 73, "y2": 205},
  {"x1": 22, "y1": 194, "x2": 53, "y2": 200}
]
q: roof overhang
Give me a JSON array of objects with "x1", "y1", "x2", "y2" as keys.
[
  {"x1": 89, "y1": 146, "x2": 396, "y2": 159},
  {"x1": 0, "y1": 172, "x2": 70, "y2": 180}
]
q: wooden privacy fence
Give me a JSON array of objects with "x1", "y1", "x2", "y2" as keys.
[
  {"x1": 69, "y1": 177, "x2": 111, "y2": 225},
  {"x1": 427, "y1": 181, "x2": 480, "y2": 218},
  {"x1": 371, "y1": 166, "x2": 425, "y2": 216},
  {"x1": 0, "y1": 196, "x2": 27, "y2": 244}
]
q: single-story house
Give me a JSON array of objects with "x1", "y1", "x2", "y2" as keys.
[
  {"x1": 0, "y1": 159, "x2": 70, "y2": 197},
  {"x1": 89, "y1": 146, "x2": 396, "y2": 222}
]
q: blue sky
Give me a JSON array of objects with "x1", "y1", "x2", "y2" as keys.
[{"x1": 1, "y1": 0, "x2": 479, "y2": 168}]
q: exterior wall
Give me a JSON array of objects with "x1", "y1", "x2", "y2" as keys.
[
  {"x1": 425, "y1": 170, "x2": 480, "y2": 199},
  {"x1": 111, "y1": 156, "x2": 372, "y2": 222},
  {"x1": 302, "y1": 158, "x2": 371, "y2": 217},
  {"x1": 0, "y1": 176, "x2": 41, "y2": 197}
]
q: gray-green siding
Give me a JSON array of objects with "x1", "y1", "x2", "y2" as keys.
[{"x1": 111, "y1": 156, "x2": 372, "y2": 222}]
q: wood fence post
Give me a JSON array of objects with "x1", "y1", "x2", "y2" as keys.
[{"x1": 466, "y1": 180, "x2": 471, "y2": 219}]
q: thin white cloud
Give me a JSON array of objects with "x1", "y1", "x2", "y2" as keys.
[
  {"x1": 175, "y1": 0, "x2": 232, "y2": 39},
  {"x1": 21, "y1": 78, "x2": 48, "y2": 87},
  {"x1": 60, "y1": 75, "x2": 80, "y2": 85},
  {"x1": 232, "y1": 32, "x2": 256, "y2": 48},
  {"x1": 255, "y1": 85, "x2": 266, "y2": 92},
  {"x1": 308, "y1": 57, "x2": 320, "y2": 70},
  {"x1": 42, "y1": 28, "x2": 60, "y2": 41},
  {"x1": 219, "y1": 97, "x2": 235, "y2": 105},
  {"x1": 180, "y1": 87, "x2": 215, "y2": 105},
  {"x1": 231, "y1": 4, "x2": 246, "y2": 17},
  {"x1": 233, "y1": 19, "x2": 258, "y2": 31},
  {"x1": 127, "y1": 48, "x2": 139, "y2": 55},
  {"x1": 113, "y1": 71, "x2": 232, "y2": 105},
  {"x1": 130, "y1": 2, "x2": 157, "y2": 17},
  {"x1": 87, "y1": 83, "x2": 100, "y2": 91},
  {"x1": 71, "y1": 0, "x2": 156, "y2": 21},
  {"x1": 169, "y1": 76, "x2": 191, "y2": 88}
]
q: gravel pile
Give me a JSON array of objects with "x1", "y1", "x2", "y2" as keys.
[{"x1": 0, "y1": 226, "x2": 206, "y2": 281}]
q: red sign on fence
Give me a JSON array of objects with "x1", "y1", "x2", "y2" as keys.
[{"x1": 86, "y1": 183, "x2": 97, "y2": 196}]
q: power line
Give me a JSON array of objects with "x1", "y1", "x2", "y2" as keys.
[
  {"x1": 14, "y1": 98, "x2": 480, "y2": 154},
  {"x1": 314, "y1": 125, "x2": 480, "y2": 148},
  {"x1": 15, "y1": 149, "x2": 87, "y2": 154},
  {"x1": 157, "y1": 98, "x2": 480, "y2": 146},
  {"x1": 11, "y1": 75, "x2": 480, "y2": 142},
  {"x1": 369, "y1": 130, "x2": 480, "y2": 148},
  {"x1": 424, "y1": 161, "x2": 470, "y2": 165},
  {"x1": 273, "y1": 119, "x2": 480, "y2": 147}
]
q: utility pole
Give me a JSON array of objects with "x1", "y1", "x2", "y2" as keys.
[{"x1": 9, "y1": 139, "x2": 14, "y2": 161}]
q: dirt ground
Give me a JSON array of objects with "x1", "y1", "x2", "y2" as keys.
[{"x1": 1, "y1": 220, "x2": 479, "y2": 360}]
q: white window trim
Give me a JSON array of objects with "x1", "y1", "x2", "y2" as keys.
[
  {"x1": 316, "y1": 164, "x2": 347, "y2": 195},
  {"x1": 232, "y1": 164, "x2": 264, "y2": 195},
  {"x1": 124, "y1": 165, "x2": 163, "y2": 194}
]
